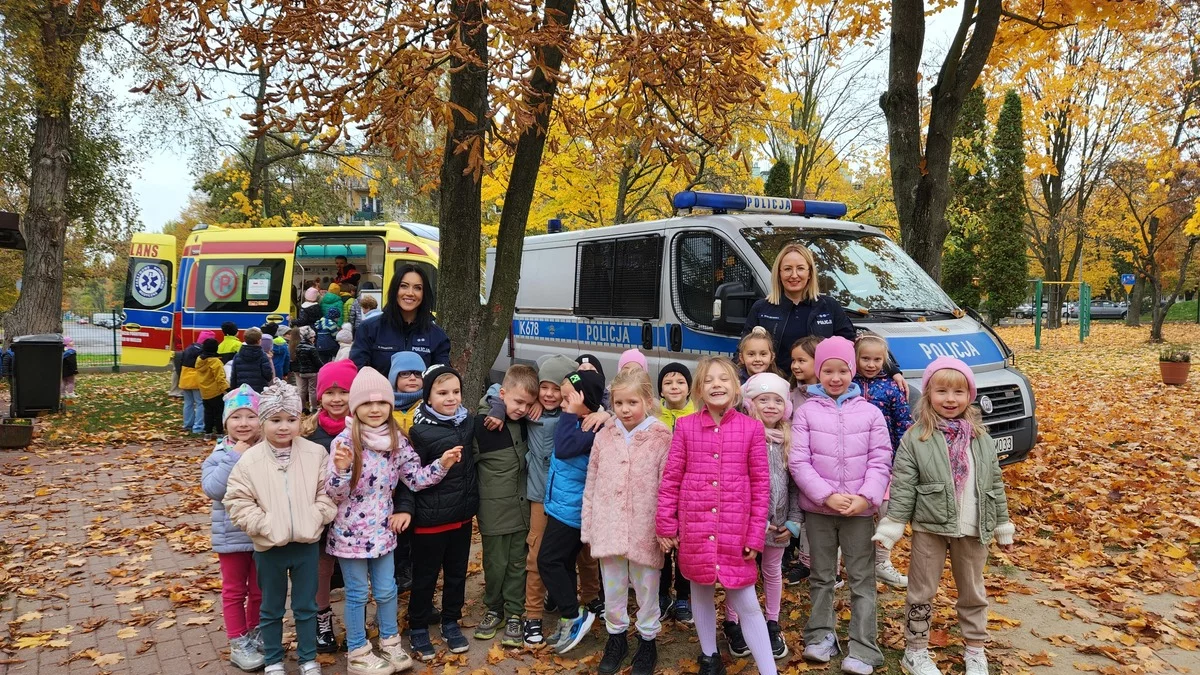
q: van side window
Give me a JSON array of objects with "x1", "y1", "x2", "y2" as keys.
[
  {"x1": 673, "y1": 232, "x2": 757, "y2": 334},
  {"x1": 574, "y1": 235, "x2": 663, "y2": 319},
  {"x1": 193, "y1": 259, "x2": 287, "y2": 312}
]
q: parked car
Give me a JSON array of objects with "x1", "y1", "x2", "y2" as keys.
[
  {"x1": 76, "y1": 317, "x2": 89, "y2": 325},
  {"x1": 1067, "y1": 300, "x2": 1128, "y2": 319},
  {"x1": 1013, "y1": 302, "x2": 1048, "y2": 319}
]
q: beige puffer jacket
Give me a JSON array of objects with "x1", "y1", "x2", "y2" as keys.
[{"x1": 224, "y1": 437, "x2": 338, "y2": 552}]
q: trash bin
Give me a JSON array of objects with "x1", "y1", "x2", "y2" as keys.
[{"x1": 10, "y1": 333, "x2": 63, "y2": 417}]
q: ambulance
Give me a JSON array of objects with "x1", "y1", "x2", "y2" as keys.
[
  {"x1": 121, "y1": 223, "x2": 440, "y2": 368},
  {"x1": 486, "y1": 191, "x2": 1036, "y2": 463}
]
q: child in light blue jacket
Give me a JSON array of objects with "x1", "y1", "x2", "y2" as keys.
[{"x1": 201, "y1": 385, "x2": 265, "y2": 672}]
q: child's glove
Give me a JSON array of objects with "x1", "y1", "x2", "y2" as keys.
[
  {"x1": 784, "y1": 521, "x2": 801, "y2": 539},
  {"x1": 872, "y1": 517, "x2": 906, "y2": 550},
  {"x1": 994, "y1": 521, "x2": 1015, "y2": 547}
]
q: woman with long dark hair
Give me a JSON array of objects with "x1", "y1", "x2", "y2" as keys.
[{"x1": 350, "y1": 264, "x2": 451, "y2": 373}]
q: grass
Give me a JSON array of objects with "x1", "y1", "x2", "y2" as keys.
[
  {"x1": 35, "y1": 370, "x2": 184, "y2": 445},
  {"x1": 1139, "y1": 299, "x2": 1199, "y2": 323},
  {"x1": 75, "y1": 352, "x2": 120, "y2": 368}
]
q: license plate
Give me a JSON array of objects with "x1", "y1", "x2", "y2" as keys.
[{"x1": 994, "y1": 436, "x2": 1013, "y2": 454}]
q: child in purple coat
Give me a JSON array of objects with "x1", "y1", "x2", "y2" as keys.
[
  {"x1": 853, "y1": 334, "x2": 914, "y2": 591},
  {"x1": 790, "y1": 336, "x2": 892, "y2": 674}
]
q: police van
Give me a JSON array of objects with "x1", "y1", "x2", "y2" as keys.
[{"x1": 485, "y1": 191, "x2": 1036, "y2": 464}]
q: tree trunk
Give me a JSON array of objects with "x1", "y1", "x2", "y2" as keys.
[
  {"x1": 880, "y1": 0, "x2": 1001, "y2": 281},
  {"x1": 437, "y1": 0, "x2": 578, "y2": 400},
  {"x1": 1150, "y1": 236, "x2": 1198, "y2": 342},
  {"x1": 4, "y1": 110, "x2": 73, "y2": 339},
  {"x1": 436, "y1": 0, "x2": 490, "y2": 395},
  {"x1": 1125, "y1": 275, "x2": 1142, "y2": 327}
]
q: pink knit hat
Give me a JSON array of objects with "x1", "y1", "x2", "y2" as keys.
[
  {"x1": 742, "y1": 372, "x2": 794, "y2": 420},
  {"x1": 316, "y1": 359, "x2": 358, "y2": 400},
  {"x1": 618, "y1": 349, "x2": 647, "y2": 372},
  {"x1": 349, "y1": 366, "x2": 394, "y2": 412},
  {"x1": 304, "y1": 287, "x2": 320, "y2": 303},
  {"x1": 814, "y1": 335, "x2": 856, "y2": 378},
  {"x1": 921, "y1": 357, "x2": 976, "y2": 401},
  {"x1": 197, "y1": 330, "x2": 217, "y2": 343}
]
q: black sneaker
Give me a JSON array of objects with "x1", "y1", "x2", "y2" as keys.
[
  {"x1": 658, "y1": 594, "x2": 673, "y2": 620},
  {"x1": 698, "y1": 652, "x2": 727, "y2": 675},
  {"x1": 785, "y1": 561, "x2": 810, "y2": 586},
  {"x1": 315, "y1": 607, "x2": 338, "y2": 654},
  {"x1": 598, "y1": 632, "x2": 629, "y2": 675},
  {"x1": 410, "y1": 628, "x2": 436, "y2": 661},
  {"x1": 767, "y1": 620, "x2": 788, "y2": 660},
  {"x1": 395, "y1": 564, "x2": 412, "y2": 593},
  {"x1": 523, "y1": 619, "x2": 544, "y2": 646},
  {"x1": 673, "y1": 599, "x2": 693, "y2": 624},
  {"x1": 631, "y1": 636, "x2": 657, "y2": 675},
  {"x1": 586, "y1": 598, "x2": 605, "y2": 616},
  {"x1": 442, "y1": 621, "x2": 469, "y2": 653},
  {"x1": 723, "y1": 620, "x2": 750, "y2": 658},
  {"x1": 544, "y1": 597, "x2": 559, "y2": 614}
]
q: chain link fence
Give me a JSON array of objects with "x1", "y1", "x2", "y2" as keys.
[{"x1": 61, "y1": 306, "x2": 123, "y2": 371}]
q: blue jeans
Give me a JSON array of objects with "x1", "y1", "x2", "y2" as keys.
[
  {"x1": 182, "y1": 389, "x2": 203, "y2": 433},
  {"x1": 340, "y1": 551, "x2": 399, "y2": 651}
]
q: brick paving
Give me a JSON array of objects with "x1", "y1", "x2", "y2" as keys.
[{"x1": 0, "y1": 440, "x2": 708, "y2": 675}]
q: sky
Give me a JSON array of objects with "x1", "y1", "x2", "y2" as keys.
[{"x1": 127, "y1": 5, "x2": 965, "y2": 234}]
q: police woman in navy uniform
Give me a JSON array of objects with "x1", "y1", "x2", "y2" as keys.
[
  {"x1": 350, "y1": 264, "x2": 451, "y2": 373},
  {"x1": 743, "y1": 242, "x2": 908, "y2": 393}
]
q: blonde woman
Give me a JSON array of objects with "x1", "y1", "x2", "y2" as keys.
[
  {"x1": 744, "y1": 243, "x2": 908, "y2": 396},
  {"x1": 742, "y1": 243, "x2": 856, "y2": 373}
]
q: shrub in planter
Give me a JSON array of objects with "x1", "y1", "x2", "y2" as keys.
[{"x1": 1159, "y1": 345, "x2": 1192, "y2": 385}]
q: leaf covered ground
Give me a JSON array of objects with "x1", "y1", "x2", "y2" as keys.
[{"x1": 0, "y1": 325, "x2": 1197, "y2": 674}]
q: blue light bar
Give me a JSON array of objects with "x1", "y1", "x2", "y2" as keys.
[{"x1": 673, "y1": 191, "x2": 848, "y2": 218}]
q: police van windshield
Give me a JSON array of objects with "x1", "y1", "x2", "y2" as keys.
[{"x1": 741, "y1": 227, "x2": 957, "y2": 315}]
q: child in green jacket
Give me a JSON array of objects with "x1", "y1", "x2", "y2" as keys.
[{"x1": 873, "y1": 357, "x2": 1014, "y2": 675}]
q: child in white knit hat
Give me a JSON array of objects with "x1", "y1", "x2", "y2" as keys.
[{"x1": 223, "y1": 381, "x2": 338, "y2": 675}]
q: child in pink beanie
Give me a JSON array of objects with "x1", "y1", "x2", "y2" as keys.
[
  {"x1": 874, "y1": 357, "x2": 1013, "y2": 675},
  {"x1": 789, "y1": 335, "x2": 891, "y2": 673},
  {"x1": 618, "y1": 349, "x2": 648, "y2": 373}
]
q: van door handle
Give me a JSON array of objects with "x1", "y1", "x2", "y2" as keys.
[
  {"x1": 669, "y1": 324, "x2": 682, "y2": 352},
  {"x1": 642, "y1": 322, "x2": 653, "y2": 350}
]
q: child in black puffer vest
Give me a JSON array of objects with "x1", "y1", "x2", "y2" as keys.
[{"x1": 395, "y1": 364, "x2": 478, "y2": 662}]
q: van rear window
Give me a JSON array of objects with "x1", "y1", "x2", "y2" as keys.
[
  {"x1": 193, "y1": 259, "x2": 287, "y2": 312},
  {"x1": 574, "y1": 235, "x2": 663, "y2": 319}
]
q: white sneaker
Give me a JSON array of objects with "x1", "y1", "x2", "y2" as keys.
[
  {"x1": 875, "y1": 560, "x2": 909, "y2": 588},
  {"x1": 964, "y1": 649, "x2": 988, "y2": 675},
  {"x1": 347, "y1": 643, "x2": 396, "y2": 675},
  {"x1": 265, "y1": 665, "x2": 285, "y2": 675},
  {"x1": 300, "y1": 661, "x2": 323, "y2": 675},
  {"x1": 802, "y1": 633, "x2": 840, "y2": 663},
  {"x1": 842, "y1": 655, "x2": 874, "y2": 674},
  {"x1": 901, "y1": 649, "x2": 944, "y2": 675},
  {"x1": 229, "y1": 635, "x2": 265, "y2": 672},
  {"x1": 380, "y1": 635, "x2": 414, "y2": 672}
]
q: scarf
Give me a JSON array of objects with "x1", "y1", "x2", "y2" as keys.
[
  {"x1": 420, "y1": 402, "x2": 469, "y2": 427},
  {"x1": 349, "y1": 417, "x2": 395, "y2": 453},
  {"x1": 318, "y1": 410, "x2": 346, "y2": 437},
  {"x1": 763, "y1": 426, "x2": 785, "y2": 445},
  {"x1": 938, "y1": 417, "x2": 973, "y2": 503},
  {"x1": 394, "y1": 389, "x2": 422, "y2": 411}
]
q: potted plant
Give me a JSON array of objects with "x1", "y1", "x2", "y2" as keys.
[
  {"x1": 0, "y1": 417, "x2": 34, "y2": 449},
  {"x1": 1159, "y1": 344, "x2": 1191, "y2": 385}
]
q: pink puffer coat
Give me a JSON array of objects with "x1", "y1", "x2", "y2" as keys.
[
  {"x1": 789, "y1": 388, "x2": 893, "y2": 516},
  {"x1": 656, "y1": 406, "x2": 768, "y2": 589},
  {"x1": 580, "y1": 419, "x2": 672, "y2": 568}
]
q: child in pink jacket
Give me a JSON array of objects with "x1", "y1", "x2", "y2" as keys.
[
  {"x1": 790, "y1": 336, "x2": 892, "y2": 674},
  {"x1": 581, "y1": 367, "x2": 671, "y2": 675},
  {"x1": 656, "y1": 356, "x2": 776, "y2": 675}
]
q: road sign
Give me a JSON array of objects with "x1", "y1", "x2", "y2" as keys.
[{"x1": 1121, "y1": 273, "x2": 1135, "y2": 294}]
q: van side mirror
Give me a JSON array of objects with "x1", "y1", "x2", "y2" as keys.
[{"x1": 712, "y1": 281, "x2": 759, "y2": 334}]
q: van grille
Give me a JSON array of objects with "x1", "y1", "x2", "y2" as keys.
[{"x1": 976, "y1": 385, "x2": 1024, "y2": 422}]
